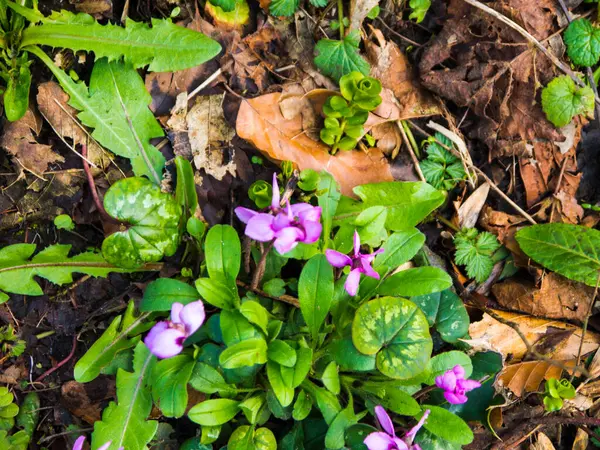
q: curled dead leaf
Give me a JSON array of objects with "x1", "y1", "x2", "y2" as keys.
[
  {"x1": 236, "y1": 92, "x2": 394, "y2": 195},
  {"x1": 456, "y1": 182, "x2": 490, "y2": 229},
  {"x1": 496, "y1": 360, "x2": 562, "y2": 398}
]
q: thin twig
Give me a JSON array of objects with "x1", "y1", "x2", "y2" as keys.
[
  {"x1": 462, "y1": 0, "x2": 600, "y2": 107},
  {"x1": 81, "y1": 145, "x2": 114, "y2": 223},
  {"x1": 375, "y1": 17, "x2": 422, "y2": 47},
  {"x1": 34, "y1": 335, "x2": 77, "y2": 382},
  {"x1": 187, "y1": 68, "x2": 223, "y2": 102},
  {"x1": 236, "y1": 280, "x2": 300, "y2": 308},
  {"x1": 397, "y1": 120, "x2": 426, "y2": 182},
  {"x1": 38, "y1": 427, "x2": 94, "y2": 445}
]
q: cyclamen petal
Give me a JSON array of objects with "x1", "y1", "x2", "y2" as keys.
[
  {"x1": 271, "y1": 173, "x2": 280, "y2": 209},
  {"x1": 345, "y1": 268, "x2": 362, "y2": 296},
  {"x1": 97, "y1": 442, "x2": 114, "y2": 450},
  {"x1": 234, "y1": 207, "x2": 258, "y2": 224},
  {"x1": 364, "y1": 431, "x2": 397, "y2": 450},
  {"x1": 458, "y1": 378, "x2": 481, "y2": 391},
  {"x1": 146, "y1": 327, "x2": 186, "y2": 359},
  {"x1": 353, "y1": 231, "x2": 361, "y2": 257},
  {"x1": 143, "y1": 321, "x2": 169, "y2": 352},
  {"x1": 179, "y1": 301, "x2": 206, "y2": 335},
  {"x1": 359, "y1": 256, "x2": 380, "y2": 279},
  {"x1": 325, "y1": 249, "x2": 353, "y2": 268},
  {"x1": 245, "y1": 214, "x2": 276, "y2": 241},
  {"x1": 435, "y1": 371, "x2": 457, "y2": 391},
  {"x1": 404, "y1": 409, "x2": 430, "y2": 443},
  {"x1": 274, "y1": 227, "x2": 305, "y2": 254},
  {"x1": 73, "y1": 436, "x2": 86, "y2": 450},
  {"x1": 170, "y1": 302, "x2": 184, "y2": 324},
  {"x1": 452, "y1": 364, "x2": 466, "y2": 378},
  {"x1": 375, "y1": 405, "x2": 395, "y2": 436},
  {"x1": 444, "y1": 391, "x2": 468, "y2": 405},
  {"x1": 302, "y1": 221, "x2": 323, "y2": 244}
]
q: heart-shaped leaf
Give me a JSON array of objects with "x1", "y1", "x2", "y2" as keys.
[
  {"x1": 411, "y1": 289, "x2": 469, "y2": 343},
  {"x1": 352, "y1": 297, "x2": 432, "y2": 379},
  {"x1": 102, "y1": 177, "x2": 182, "y2": 268}
]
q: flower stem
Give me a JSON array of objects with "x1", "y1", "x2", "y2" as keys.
[
  {"x1": 337, "y1": 0, "x2": 345, "y2": 39},
  {"x1": 251, "y1": 241, "x2": 274, "y2": 289}
]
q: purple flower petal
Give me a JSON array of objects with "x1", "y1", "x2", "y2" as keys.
[
  {"x1": 444, "y1": 391, "x2": 467, "y2": 405},
  {"x1": 452, "y1": 364, "x2": 466, "y2": 378},
  {"x1": 325, "y1": 250, "x2": 352, "y2": 268},
  {"x1": 404, "y1": 409, "x2": 430, "y2": 443},
  {"x1": 245, "y1": 214, "x2": 275, "y2": 241},
  {"x1": 273, "y1": 227, "x2": 304, "y2": 254},
  {"x1": 144, "y1": 321, "x2": 169, "y2": 352},
  {"x1": 97, "y1": 443, "x2": 113, "y2": 450},
  {"x1": 298, "y1": 205, "x2": 322, "y2": 224},
  {"x1": 345, "y1": 268, "x2": 362, "y2": 296},
  {"x1": 435, "y1": 371, "x2": 457, "y2": 391},
  {"x1": 291, "y1": 203, "x2": 314, "y2": 217},
  {"x1": 180, "y1": 300, "x2": 206, "y2": 335},
  {"x1": 170, "y1": 302, "x2": 184, "y2": 324},
  {"x1": 146, "y1": 328, "x2": 186, "y2": 359},
  {"x1": 272, "y1": 211, "x2": 292, "y2": 231},
  {"x1": 364, "y1": 432, "x2": 397, "y2": 450},
  {"x1": 271, "y1": 173, "x2": 280, "y2": 210},
  {"x1": 375, "y1": 405, "x2": 395, "y2": 436},
  {"x1": 353, "y1": 231, "x2": 361, "y2": 257},
  {"x1": 235, "y1": 207, "x2": 258, "y2": 224},
  {"x1": 392, "y1": 437, "x2": 410, "y2": 450},
  {"x1": 359, "y1": 256, "x2": 380, "y2": 279},
  {"x1": 73, "y1": 436, "x2": 86, "y2": 450},
  {"x1": 301, "y1": 221, "x2": 322, "y2": 243},
  {"x1": 457, "y1": 379, "x2": 481, "y2": 392}
]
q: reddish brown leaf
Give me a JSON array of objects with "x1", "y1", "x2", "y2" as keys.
[{"x1": 496, "y1": 361, "x2": 562, "y2": 397}]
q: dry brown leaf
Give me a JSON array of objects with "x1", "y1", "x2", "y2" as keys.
[
  {"x1": 61, "y1": 379, "x2": 116, "y2": 424},
  {"x1": 366, "y1": 29, "x2": 440, "y2": 121},
  {"x1": 588, "y1": 349, "x2": 600, "y2": 381},
  {"x1": 456, "y1": 183, "x2": 490, "y2": 229},
  {"x1": 236, "y1": 92, "x2": 394, "y2": 195},
  {"x1": 1, "y1": 109, "x2": 64, "y2": 178},
  {"x1": 554, "y1": 190, "x2": 584, "y2": 224},
  {"x1": 572, "y1": 428, "x2": 588, "y2": 450},
  {"x1": 564, "y1": 394, "x2": 593, "y2": 412},
  {"x1": 492, "y1": 273, "x2": 595, "y2": 322},
  {"x1": 496, "y1": 360, "x2": 562, "y2": 397},
  {"x1": 530, "y1": 432, "x2": 556, "y2": 450},
  {"x1": 466, "y1": 309, "x2": 600, "y2": 361},
  {"x1": 70, "y1": 0, "x2": 112, "y2": 16},
  {"x1": 579, "y1": 379, "x2": 600, "y2": 398},
  {"x1": 36, "y1": 81, "x2": 110, "y2": 170},
  {"x1": 371, "y1": 122, "x2": 401, "y2": 155}
]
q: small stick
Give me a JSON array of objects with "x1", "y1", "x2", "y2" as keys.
[
  {"x1": 236, "y1": 280, "x2": 300, "y2": 308},
  {"x1": 34, "y1": 335, "x2": 77, "y2": 383},
  {"x1": 397, "y1": 120, "x2": 426, "y2": 182},
  {"x1": 81, "y1": 145, "x2": 114, "y2": 223},
  {"x1": 187, "y1": 68, "x2": 223, "y2": 102}
]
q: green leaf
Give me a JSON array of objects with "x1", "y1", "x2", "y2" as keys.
[
  {"x1": 267, "y1": 361, "x2": 295, "y2": 407},
  {"x1": 314, "y1": 31, "x2": 370, "y2": 82},
  {"x1": 229, "y1": 426, "x2": 277, "y2": 450},
  {"x1": 140, "y1": 278, "x2": 200, "y2": 312},
  {"x1": 281, "y1": 346, "x2": 313, "y2": 388},
  {"x1": 415, "y1": 430, "x2": 461, "y2": 450},
  {"x1": 292, "y1": 390, "x2": 313, "y2": 421},
  {"x1": 220, "y1": 310, "x2": 261, "y2": 346},
  {"x1": 240, "y1": 301, "x2": 269, "y2": 335},
  {"x1": 361, "y1": 383, "x2": 421, "y2": 416},
  {"x1": 175, "y1": 156, "x2": 199, "y2": 219},
  {"x1": 15, "y1": 392, "x2": 39, "y2": 439},
  {"x1": 21, "y1": 9, "x2": 221, "y2": 72},
  {"x1": 352, "y1": 297, "x2": 432, "y2": 379},
  {"x1": 317, "y1": 171, "x2": 341, "y2": 249},
  {"x1": 219, "y1": 337, "x2": 268, "y2": 369},
  {"x1": 205, "y1": 225, "x2": 241, "y2": 285},
  {"x1": 102, "y1": 177, "x2": 182, "y2": 268},
  {"x1": 334, "y1": 182, "x2": 445, "y2": 232},
  {"x1": 267, "y1": 340, "x2": 297, "y2": 368},
  {"x1": 516, "y1": 223, "x2": 600, "y2": 286},
  {"x1": 345, "y1": 424, "x2": 377, "y2": 450},
  {"x1": 299, "y1": 254, "x2": 334, "y2": 341},
  {"x1": 564, "y1": 18, "x2": 600, "y2": 66},
  {"x1": 309, "y1": 0, "x2": 328, "y2": 6},
  {"x1": 419, "y1": 405, "x2": 474, "y2": 445},
  {"x1": 301, "y1": 380, "x2": 342, "y2": 425},
  {"x1": 408, "y1": 0, "x2": 431, "y2": 23},
  {"x1": 411, "y1": 289, "x2": 469, "y2": 343},
  {"x1": 208, "y1": 0, "x2": 237, "y2": 12},
  {"x1": 239, "y1": 393, "x2": 268, "y2": 424},
  {"x1": 330, "y1": 335, "x2": 376, "y2": 372},
  {"x1": 27, "y1": 50, "x2": 166, "y2": 183},
  {"x1": 151, "y1": 354, "x2": 195, "y2": 418},
  {"x1": 188, "y1": 399, "x2": 240, "y2": 426},
  {"x1": 325, "y1": 405, "x2": 358, "y2": 450},
  {"x1": 269, "y1": 0, "x2": 299, "y2": 16},
  {"x1": 0, "y1": 243, "x2": 144, "y2": 297},
  {"x1": 542, "y1": 75, "x2": 595, "y2": 127},
  {"x1": 321, "y1": 361, "x2": 340, "y2": 395},
  {"x1": 377, "y1": 267, "x2": 452, "y2": 297},
  {"x1": 54, "y1": 214, "x2": 75, "y2": 231},
  {"x1": 423, "y1": 351, "x2": 472, "y2": 385},
  {"x1": 74, "y1": 301, "x2": 149, "y2": 382},
  {"x1": 92, "y1": 343, "x2": 158, "y2": 450},
  {"x1": 454, "y1": 229, "x2": 500, "y2": 283},
  {"x1": 4, "y1": 64, "x2": 31, "y2": 122},
  {"x1": 189, "y1": 362, "x2": 237, "y2": 395},
  {"x1": 195, "y1": 278, "x2": 240, "y2": 310}
]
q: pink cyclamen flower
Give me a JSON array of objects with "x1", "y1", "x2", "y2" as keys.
[
  {"x1": 73, "y1": 436, "x2": 121, "y2": 450},
  {"x1": 325, "y1": 231, "x2": 383, "y2": 296},
  {"x1": 144, "y1": 301, "x2": 206, "y2": 359},
  {"x1": 364, "y1": 405, "x2": 430, "y2": 450},
  {"x1": 435, "y1": 365, "x2": 481, "y2": 404},
  {"x1": 235, "y1": 173, "x2": 322, "y2": 255}
]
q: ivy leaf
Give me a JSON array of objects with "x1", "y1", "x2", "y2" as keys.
[
  {"x1": 151, "y1": 354, "x2": 195, "y2": 418},
  {"x1": 411, "y1": 289, "x2": 469, "y2": 343},
  {"x1": 269, "y1": 0, "x2": 299, "y2": 17},
  {"x1": 314, "y1": 31, "x2": 370, "y2": 82},
  {"x1": 409, "y1": 0, "x2": 431, "y2": 23},
  {"x1": 564, "y1": 18, "x2": 600, "y2": 67},
  {"x1": 208, "y1": 0, "x2": 237, "y2": 12},
  {"x1": 19, "y1": 8, "x2": 221, "y2": 72},
  {"x1": 454, "y1": 229, "x2": 501, "y2": 283},
  {"x1": 102, "y1": 177, "x2": 182, "y2": 269},
  {"x1": 516, "y1": 223, "x2": 600, "y2": 286},
  {"x1": 74, "y1": 301, "x2": 150, "y2": 383},
  {"x1": 0, "y1": 243, "x2": 147, "y2": 298},
  {"x1": 92, "y1": 343, "x2": 158, "y2": 450},
  {"x1": 541, "y1": 75, "x2": 595, "y2": 127}
]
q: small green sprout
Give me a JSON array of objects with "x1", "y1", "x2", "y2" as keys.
[
  {"x1": 54, "y1": 214, "x2": 75, "y2": 231},
  {"x1": 248, "y1": 180, "x2": 273, "y2": 209},
  {"x1": 543, "y1": 378, "x2": 576, "y2": 412}
]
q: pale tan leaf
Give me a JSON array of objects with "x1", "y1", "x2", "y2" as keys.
[
  {"x1": 530, "y1": 432, "x2": 556, "y2": 450},
  {"x1": 456, "y1": 182, "x2": 490, "y2": 229},
  {"x1": 349, "y1": 0, "x2": 379, "y2": 31}
]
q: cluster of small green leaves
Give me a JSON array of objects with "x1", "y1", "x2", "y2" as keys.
[
  {"x1": 454, "y1": 228, "x2": 502, "y2": 283},
  {"x1": 542, "y1": 17, "x2": 598, "y2": 127},
  {"x1": 68, "y1": 173, "x2": 499, "y2": 450},
  {"x1": 542, "y1": 378, "x2": 575, "y2": 412},
  {"x1": 0, "y1": 325, "x2": 26, "y2": 357},
  {"x1": 0, "y1": 1, "x2": 220, "y2": 125},
  {"x1": 419, "y1": 132, "x2": 467, "y2": 191},
  {"x1": 320, "y1": 72, "x2": 382, "y2": 153},
  {"x1": 0, "y1": 390, "x2": 39, "y2": 450}
]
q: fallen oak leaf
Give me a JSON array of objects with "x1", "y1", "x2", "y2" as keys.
[{"x1": 236, "y1": 92, "x2": 394, "y2": 195}]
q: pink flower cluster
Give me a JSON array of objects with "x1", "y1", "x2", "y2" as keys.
[{"x1": 435, "y1": 365, "x2": 481, "y2": 404}]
